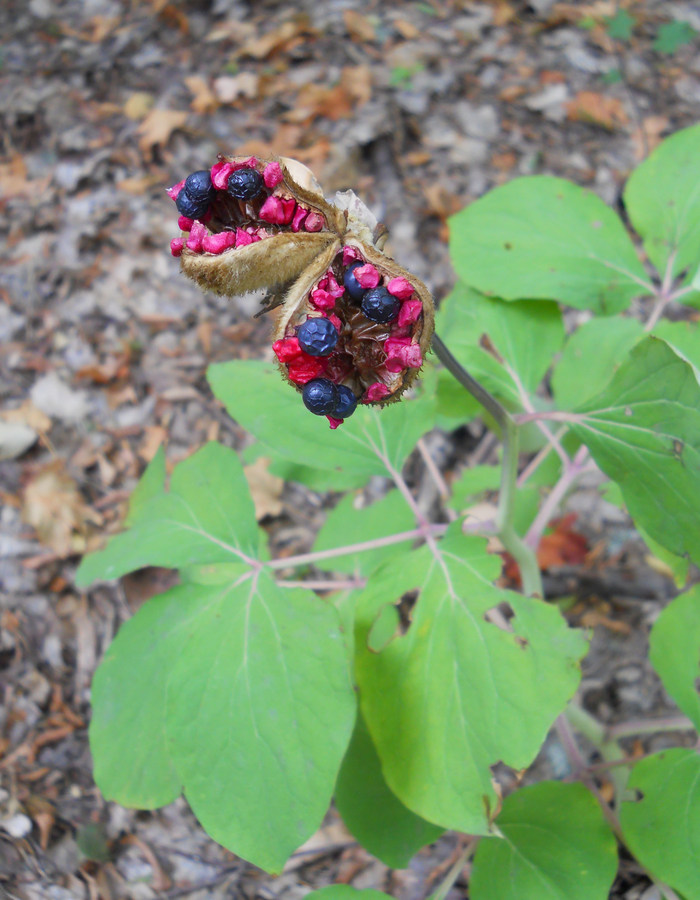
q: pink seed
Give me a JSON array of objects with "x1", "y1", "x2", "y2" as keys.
[
  {"x1": 304, "y1": 211, "x2": 325, "y2": 232},
  {"x1": 263, "y1": 161, "x2": 284, "y2": 188},
  {"x1": 321, "y1": 272, "x2": 344, "y2": 298},
  {"x1": 354, "y1": 264, "x2": 380, "y2": 289},
  {"x1": 186, "y1": 222, "x2": 208, "y2": 252},
  {"x1": 178, "y1": 215, "x2": 194, "y2": 232},
  {"x1": 342, "y1": 246, "x2": 362, "y2": 266},
  {"x1": 170, "y1": 238, "x2": 185, "y2": 257},
  {"x1": 384, "y1": 336, "x2": 423, "y2": 373},
  {"x1": 387, "y1": 277, "x2": 415, "y2": 301},
  {"x1": 259, "y1": 195, "x2": 296, "y2": 225},
  {"x1": 310, "y1": 288, "x2": 336, "y2": 310},
  {"x1": 397, "y1": 299, "x2": 423, "y2": 327},
  {"x1": 272, "y1": 336, "x2": 303, "y2": 363},
  {"x1": 167, "y1": 179, "x2": 186, "y2": 200},
  {"x1": 202, "y1": 231, "x2": 238, "y2": 254},
  {"x1": 291, "y1": 205, "x2": 308, "y2": 232},
  {"x1": 327, "y1": 416, "x2": 344, "y2": 429},
  {"x1": 235, "y1": 228, "x2": 255, "y2": 247},
  {"x1": 210, "y1": 161, "x2": 235, "y2": 190},
  {"x1": 364, "y1": 383, "x2": 390, "y2": 403}
]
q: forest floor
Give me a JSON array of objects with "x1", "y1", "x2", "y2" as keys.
[{"x1": 1, "y1": 1, "x2": 699, "y2": 898}]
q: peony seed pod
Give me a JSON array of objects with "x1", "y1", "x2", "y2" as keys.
[{"x1": 168, "y1": 155, "x2": 434, "y2": 423}]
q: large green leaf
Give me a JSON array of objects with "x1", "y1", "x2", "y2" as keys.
[
  {"x1": 306, "y1": 889, "x2": 389, "y2": 900},
  {"x1": 649, "y1": 585, "x2": 700, "y2": 730},
  {"x1": 435, "y1": 285, "x2": 565, "y2": 408},
  {"x1": 470, "y1": 782, "x2": 618, "y2": 900},
  {"x1": 572, "y1": 337, "x2": 700, "y2": 565},
  {"x1": 354, "y1": 523, "x2": 588, "y2": 834},
  {"x1": 208, "y1": 360, "x2": 436, "y2": 487},
  {"x1": 624, "y1": 123, "x2": 700, "y2": 280},
  {"x1": 91, "y1": 572, "x2": 356, "y2": 873},
  {"x1": 76, "y1": 442, "x2": 259, "y2": 586},
  {"x1": 335, "y1": 713, "x2": 443, "y2": 868},
  {"x1": 653, "y1": 318, "x2": 700, "y2": 370},
  {"x1": 620, "y1": 749, "x2": 700, "y2": 900},
  {"x1": 448, "y1": 176, "x2": 650, "y2": 313},
  {"x1": 551, "y1": 316, "x2": 644, "y2": 409},
  {"x1": 313, "y1": 491, "x2": 415, "y2": 576}
]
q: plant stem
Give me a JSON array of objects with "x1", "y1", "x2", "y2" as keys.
[
  {"x1": 524, "y1": 445, "x2": 590, "y2": 550},
  {"x1": 607, "y1": 714, "x2": 696, "y2": 740},
  {"x1": 433, "y1": 334, "x2": 543, "y2": 597},
  {"x1": 263, "y1": 524, "x2": 447, "y2": 571},
  {"x1": 429, "y1": 837, "x2": 479, "y2": 900}
]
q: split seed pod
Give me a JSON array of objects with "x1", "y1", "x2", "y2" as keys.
[{"x1": 169, "y1": 154, "x2": 434, "y2": 425}]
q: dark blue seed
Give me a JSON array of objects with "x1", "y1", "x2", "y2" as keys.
[
  {"x1": 343, "y1": 261, "x2": 366, "y2": 302},
  {"x1": 184, "y1": 170, "x2": 215, "y2": 202},
  {"x1": 227, "y1": 168, "x2": 264, "y2": 200},
  {"x1": 361, "y1": 287, "x2": 401, "y2": 324},
  {"x1": 176, "y1": 189, "x2": 210, "y2": 220},
  {"x1": 302, "y1": 379, "x2": 339, "y2": 416},
  {"x1": 331, "y1": 385, "x2": 358, "y2": 420},
  {"x1": 297, "y1": 318, "x2": 339, "y2": 357}
]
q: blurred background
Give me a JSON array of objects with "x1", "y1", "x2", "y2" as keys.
[{"x1": 1, "y1": 1, "x2": 698, "y2": 897}]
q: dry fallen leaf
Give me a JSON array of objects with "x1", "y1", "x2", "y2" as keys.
[
  {"x1": 537, "y1": 513, "x2": 589, "y2": 570},
  {"x1": 239, "y1": 19, "x2": 311, "y2": 59},
  {"x1": 139, "y1": 426, "x2": 167, "y2": 462},
  {"x1": 631, "y1": 114, "x2": 669, "y2": 160},
  {"x1": 22, "y1": 462, "x2": 98, "y2": 556},
  {"x1": 123, "y1": 91, "x2": 155, "y2": 121},
  {"x1": 1, "y1": 400, "x2": 51, "y2": 433},
  {"x1": 136, "y1": 109, "x2": 188, "y2": 156},
  {"x1": 184, "y1": 75, "x2": 219, "y2": 115},
  {"x1": 243, "y1": 457, "x2": 284, "y2": 521},
  {"x1": 344, "y1": 9, "x2": 377, "y2": 42},
  {"x1": 213, "y1": 72, "x2": 260, "y2": 104},
  {"x1": 566, "y1": 90, "x2": 628, "y2": 130}
]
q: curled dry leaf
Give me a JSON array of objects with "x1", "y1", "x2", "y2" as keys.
[
  {"x1": 168, "y1": 154, "x2": 434, "y2": 427},
  {"x1": 22, "y1": 462, "x2": 100, "y2": 557}
]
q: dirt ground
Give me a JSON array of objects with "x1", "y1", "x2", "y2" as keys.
[{"x1": 1, "y1": 1, "x2": 699, "y2": 898}]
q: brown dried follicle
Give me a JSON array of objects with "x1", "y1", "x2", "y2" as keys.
[{"x1": 175, "y1": 154, "x2": 435, "y2": 405}]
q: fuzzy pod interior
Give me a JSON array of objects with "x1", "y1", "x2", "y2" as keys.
[{"x1": 168, "y1": 155, "x2": 435, "y2": 417}]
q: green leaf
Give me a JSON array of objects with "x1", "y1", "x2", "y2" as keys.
[
  {"x1": 307, "y1": 889, "x2": 390, "y2": 900},
  {"x1": 624, "y1": 124, "x2": 700, "y2": 279},
  {"x1": 620, "y1": 749, "x2": 700, "y2": 900},
  {"x1": 605, "y1": 9, "x2": 635, "y2": 40},
  {"x1": 76, "y1": 443, "x2": 259, "y2": 586},
  {"x1": 91, "y1": 574, "x2": 356, "y2": 873},
  {"x1": 335, "y1": 713, "x2": 443, "y2": 868},
  {"x1": 470, "y1": 782, "x2": 618, "y2": 900},
  {"x1": 313, "y1": 491, "x2": 415, "y2": 576},
  {"x1": 125, "y1": 445, "x2": 166, "y2": 526},
  {"x1": 653, "y1": 318, "x2": 700, "y2": 370},
  {"x1": 354, "y1": 524, "x2": 588, "y2": 834},
  {"x1": 653, "y1": 20, "x2": 697, "y2": 54},
  {"x1": 448, "y1": 176, "x2": 650, "y2": 313},
  {"x1": 448, "y1": 464, "x2": 502, "y2": 511},
  {"x1": 435, "y1": 285, "x2": 565, "y2": 408},
  {"x1": 208, "y1": 360, "x2": 436, "y2": 487},
  {"x1": 551, "y1": 316, "x2": 644, "y2": 409},
  {"x1": 572, "y1": 337, "x2": 700, "y2": 565},
  {"x1": 649, "y1": 586, "x2": 700, "y2": 730}
]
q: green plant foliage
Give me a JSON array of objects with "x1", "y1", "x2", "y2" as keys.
[
  {"x1": 620, "y1": 749, "x2": 700, "y2": 900},
  {"x1": 605, "y1": 9, "x2": 635, "y2": 40},
  {"x1": 624, "y1": 124, "x2": 700, "y2": 280},
  {"x1": 313, "y1": 491, "x2": 415, "y2": 575},
  {"x1": 335, "y1": 713, "x2": 443, "y2": 868},
  {"x1": 653, "y1": 318, "x2": 700, "y2": 369},
  {"x1": 448, "y1": 464, "x2": 501, "y2": 511},
  {"x1": 571, "y1": 337, "x2": 700, "y2": 565},
  {"x1": 470, "y1": 782, "x2": 618, "y2": 900},
  {"x1": 435, "y1": 285, "x2": 565, "y2": 407},
  {"x1": 551, "y1": 316, "x2": 644, "y2": 409},
  {"x1": 448, "y1": 176, "x2": 650, "y2": 313},
  {"x1": 78, "y1": 444, "x2": 357, "y2": 873},
  {"x1": 76, "y1": 442, "x2": 260, "y2": 586},
  {"x1": 307, "y1": 888, "x2": 390, "y2": 900},
  {"x1": 649, "y1": 586, "x2": 700, "y2": 729},
  {"x1": 653, "y1": 20, "x2": 698, "y2": 54},
  {"x1": 354, "y1": 523, "x2": 588, "y2": 834},
  {"x1": 208, "y1": 360, "x2": 437, "y2": 488}
]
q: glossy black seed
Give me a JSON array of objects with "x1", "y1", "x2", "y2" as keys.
[
  {"x1": 302, "y1": 378, "x2": 339, "y2": 416},
  {"x1": 227, "y1": 168, "x2": 264, "y2": 200},
  {"x1": 361, "y1": 287, "x2": 401, "y2": 324},
  {"x1": 343, "y1": 261, "x2": 366, "y2": 302},
  {"x1": 184, "y1": 170, "x2": 215, "y2": 202},
  {"x1": 331, "y1": 385, "x2": 358, "y2": 420},
  {"x1": 176, "y1": 189, "x2": 210, "y2": 220},
  {"x1": 297, "y1": 317, "x2": 339, "y2": 357}
]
